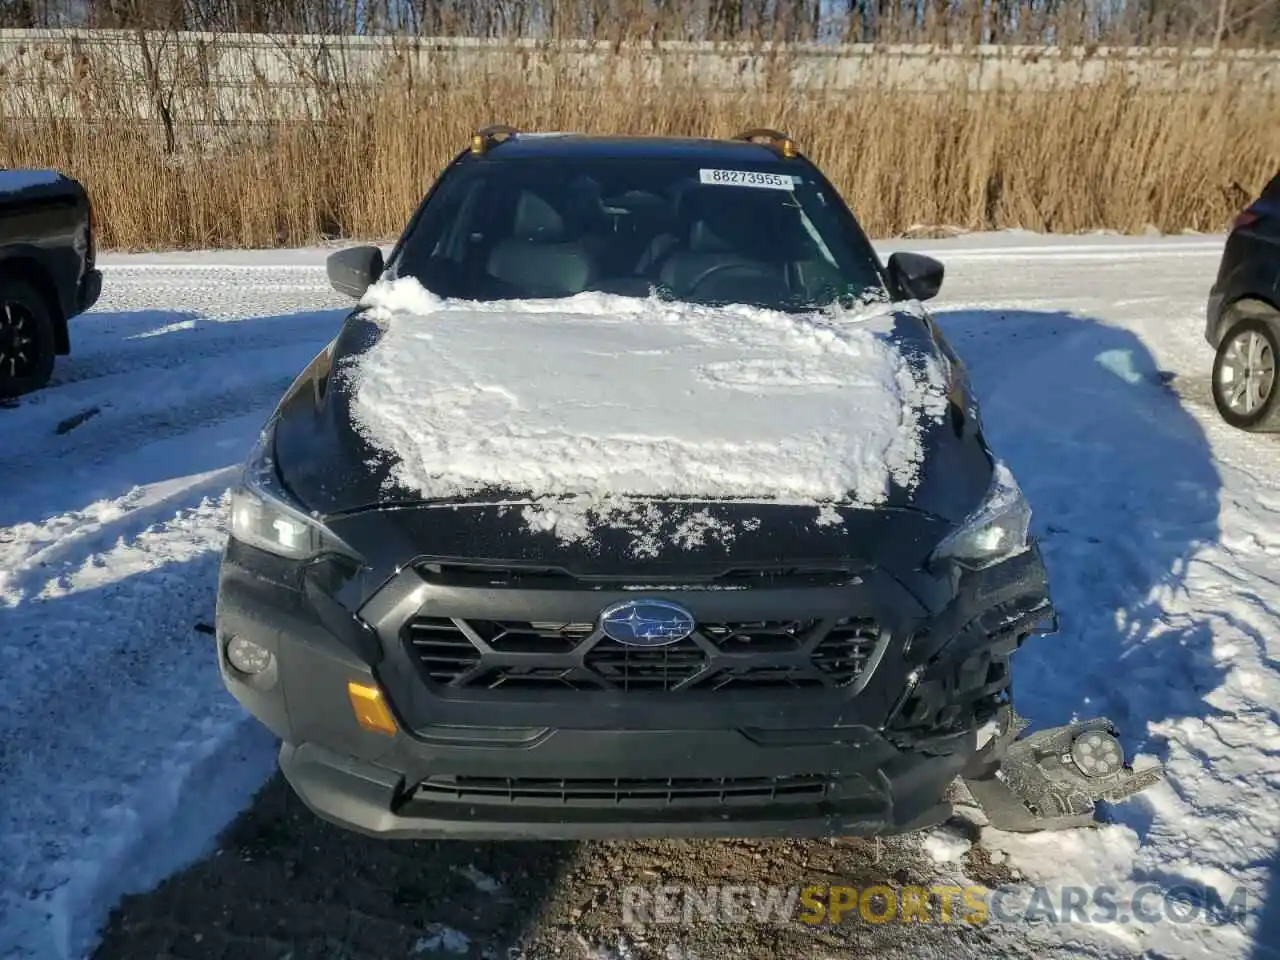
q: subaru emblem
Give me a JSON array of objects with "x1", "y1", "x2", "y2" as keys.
[{"x1": 599, "y1": 599, "x2": 696, "y2": 647}]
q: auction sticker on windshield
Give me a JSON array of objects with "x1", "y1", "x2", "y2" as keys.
[{"x1": 699, "y1": 169, "x2": 796, "y2": 190}]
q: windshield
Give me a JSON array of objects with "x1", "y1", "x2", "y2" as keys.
[{"x1": 387, "y1": 156, "x2": 888, "y2": 312}]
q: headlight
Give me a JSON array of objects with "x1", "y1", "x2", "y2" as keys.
[
  {"x1": 228, "y1": 423, "x2": 356, "y2": 561},
  {"x1": 931, "y1": 460, "x2": 1032, "y2": 568}
]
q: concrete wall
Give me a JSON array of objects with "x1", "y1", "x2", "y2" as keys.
[{"x1": 1, "y1": 29, "x2": 1276, "y2": 123}]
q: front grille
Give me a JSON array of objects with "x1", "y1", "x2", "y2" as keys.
[
  {"x1": 402, "y1": 615, "x2": 885, "y2": 694},
  {"x1": 414, "y1": 774, "x2": 830, "y2": 808},
  {"x1": 405, "y1": 617, "x2": 483, "y2": 685},
  {"x1": 812, "y1": 619, "x2": 882, "y2": 684},
  {"x1": 467, "y1": 620, "x2": 594, "y2": 653},
  {"x1": 584, "y1": 638, "x2": 707, "y2": 692},
  {"x1": 698, "y1": 619, "x2": 810, "y2": 653}
]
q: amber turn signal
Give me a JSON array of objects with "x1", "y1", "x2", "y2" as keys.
[{"x1": 347, "y1": 681, "x2": 398, "y2": 736}]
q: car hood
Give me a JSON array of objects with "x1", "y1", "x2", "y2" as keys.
[{"x1": 271, "y1": 300, "x2": 994, "y2": 550}]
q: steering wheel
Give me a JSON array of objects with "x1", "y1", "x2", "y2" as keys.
[{"x1": 683, "y1": 262, "x2": 759, "y2": 298}]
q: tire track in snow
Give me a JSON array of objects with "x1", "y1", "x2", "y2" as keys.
[
  {"x1": 7, "y1": 371, "x2": 300, "y2": 469},
  {"x1": 2, "y1": 328, "x2": 337, "y2": 477},
  {"x1": 0, "y1": 465, "x2": 237, "y2": 604},
  {"x1": 0, "y1": 262, "x2": 346, "y2": 960},
  {"x1": 0, "y1": 496, "x2": 276, "y2": 960},
  {"x1": 932, "y1": 267, "x2": 1280, "y2": 959},
  {"x1": 47, "y1": 308, "x2": 345, "y2": 389}
]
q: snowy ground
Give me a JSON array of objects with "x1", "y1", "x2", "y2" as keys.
[{"x1": 1, "y1": 233, "x2": 1278, "y2": 959}]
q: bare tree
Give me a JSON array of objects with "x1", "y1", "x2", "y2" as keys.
[{"x1": 2, "y1": 0, "x2": 1279, "y2": 46}]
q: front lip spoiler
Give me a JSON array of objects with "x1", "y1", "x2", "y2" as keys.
[{"x1": 278, "y1": 741, "x2": 960, "y2": 841}]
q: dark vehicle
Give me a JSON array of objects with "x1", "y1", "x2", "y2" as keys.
[
  {"x1": 1208, "y1": 171, "x2": 1280, "y2": 430},
  {"x1": 0, "y1": 169, "x2": 102, "y2": 398},
  {"x1": 215, "y1": 127, "x2": 1158, "y2": 840}
]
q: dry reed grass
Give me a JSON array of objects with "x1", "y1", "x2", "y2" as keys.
[{"x1": 1, "y1": 40, "x2": 1277, "y2": 249}]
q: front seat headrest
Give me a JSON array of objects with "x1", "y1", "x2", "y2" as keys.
[
  {"x1": 689, "y1": 218, "x2": 736, "y2": 254},
  {"x1": 511, "y1": 191, "x2": 565, "y2": 241}
]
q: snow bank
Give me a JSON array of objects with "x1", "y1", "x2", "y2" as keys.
[
  {"x1": 0, "y1": 263, "x2": 347, "y2": 960},
  {"x1": 349, "y1": 278, "x2": 948, "y2": 532}
]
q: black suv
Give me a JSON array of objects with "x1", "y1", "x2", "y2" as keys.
[
  {"x1": 1208, "y1": 170, "x2": 1280, "y2": 430},
  {"x1": 0, "y1": 169, "x2": 102, "y2": 398},
  {"x1": 213, "y1": 128, "x2": 1062, "y2": 840}
]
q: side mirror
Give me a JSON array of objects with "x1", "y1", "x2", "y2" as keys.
[
  {"x1": 326, "y1": 245, "x2": 384, "y2": 300},
  {"x1": 887, "y1": 252, "x2": 944, "y2": 302}
]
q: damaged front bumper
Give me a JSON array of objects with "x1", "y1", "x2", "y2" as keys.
[
  {"x1": 881, "y1": 546, "x2": 1058, "y2": 754},
  {"x1": 215, "y1": 535, "x2": 1155, "y2": 840},
  {"x1": 878, "y1": 548, "x2": 1163, "y2": 833}
]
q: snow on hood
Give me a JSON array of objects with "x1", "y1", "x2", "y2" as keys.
[{"x1": 346, "y1": 277, "x2": 948, "y2": 540}]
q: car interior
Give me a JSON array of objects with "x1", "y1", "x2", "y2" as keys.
[{"x1": 402, "y1": 166, "x2": 874, "y2": 309}]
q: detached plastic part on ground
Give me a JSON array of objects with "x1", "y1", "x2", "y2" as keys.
[{"x1": 962, "y1": 704, "x2": 1166, "y2": 832}]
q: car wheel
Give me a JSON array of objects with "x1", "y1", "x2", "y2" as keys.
[
  {"x1": 1212, "y1": 316, "x2": 1280, "y2": 431},
  {"x1": 0, "y1": 277, "x2": 57, "y2": 400}
]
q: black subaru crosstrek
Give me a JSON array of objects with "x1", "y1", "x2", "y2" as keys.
[
  {"x1": 1208, "y1": 169, "x2": 1280, "y2": 431},
  {"x1": 214, "y1": 127, "x2": 1065, "y2": 840}
]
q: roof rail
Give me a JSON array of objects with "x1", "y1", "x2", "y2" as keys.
[
  {"x1": 471, "y1": 124, "x2": 519, "y2": 154},
  {"x1": 732, "y1": 128, "x2": 798, "y2": 159}
]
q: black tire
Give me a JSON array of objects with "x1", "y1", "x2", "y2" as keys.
[
  {"x1": 0, "y1": 277, "x2": 57, "y2": 400},
  {"x1": 1212, "y1": 316, "x2": 1280, "y2": 432}
]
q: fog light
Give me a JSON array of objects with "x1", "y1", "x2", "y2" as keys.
[
  {"x1": 1071, "y1": 730, "x2": 1125, "y2": 779},
  {"x1": 226, "y1": 636, "x2": 273, "y2": 675}
]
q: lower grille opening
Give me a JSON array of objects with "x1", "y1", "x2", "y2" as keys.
[{"x1": 415, "y1": 774, "x2": 830, "y2": 807}]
